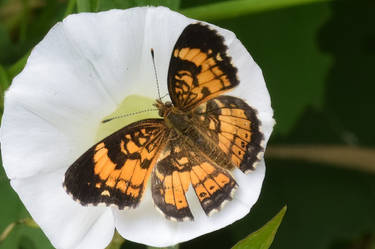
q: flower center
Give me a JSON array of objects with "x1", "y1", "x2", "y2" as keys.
[{"x1": 95, "y1": 94, "x2": 159, "y2": 142}]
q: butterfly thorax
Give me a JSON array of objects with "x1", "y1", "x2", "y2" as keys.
[
  {"x1": 154, "y1": 99, "x2": 235, "y2": 171},
  {"x1": 153, "y1": 99, "x2": 190, "y2": 131}
]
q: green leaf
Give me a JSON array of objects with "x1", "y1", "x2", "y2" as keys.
[
  {"x1": 0, "y1": 64, "x2": 9, "y2": 112},
  {"x1": 180, "y1": 0, "x2": 332, "y2": 21},
  {"x1": 104, "y1": 231, "x2": 125, "y2": 249},
  {"x1": 18, "y1": 236, "x2": 36, "y2": 249},
  {"x1": 77, "y1": 0, "x2": 98, "y2": 12},
  {"x1": 0, "y1": 25, "x2": 16, "y2": 64},
  {"x1": 77, "y1": 0, "x2": 90, "y2": 12},
  {"x1": 0, "y1": 65, "x2": 9, "y2": 90},
  {"x1": 97, "y1": 0, "x2": 180, "y2": 11},
  {"x1": 0, "y1": 165, "x2": 52, "y2": 249},
  {"x1": 232, "y1": 206, "x2": 286, "y2": 249},
  {"x1": 6, "y1": 52, "x2": 30, "y2": 81},
  {"x1": 64, "y1": 0, "x2": 77, "y2": 17},
  {"x1": 215, "y1": 3, "x2": 332, "y2": 135}
]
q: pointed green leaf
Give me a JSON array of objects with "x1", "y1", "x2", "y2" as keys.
[
  {"x1": 104, "y1": 231, "x2": 125, "y2": 249},
  {"x1": 232, "y1": 206, "x2": 287, "y2": 249}
]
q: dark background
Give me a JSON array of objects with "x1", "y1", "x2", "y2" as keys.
[{"x1": 0, "y1": 0, "x2": 374, "y2": 248}]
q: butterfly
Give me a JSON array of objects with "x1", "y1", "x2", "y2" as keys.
[{"x1": 63, "y1": 22, "x2": 264, "y2": 221}]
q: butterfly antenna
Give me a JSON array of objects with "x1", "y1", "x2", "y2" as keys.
[
  {"x1": 160, "y1": 92, "x2": 169, "y2": 100},
  {"x1": 151, "y1": 48, "x2": 162, "y2": 101},
  {"x1": 101, "y1": 108, "x2": 158, "y2": 123}
]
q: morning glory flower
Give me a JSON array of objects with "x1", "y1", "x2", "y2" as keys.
[{"x1": 0, "y1": 6, "x2": 274, "y2": 249}]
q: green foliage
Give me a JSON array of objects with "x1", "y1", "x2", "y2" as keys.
[
  {"x1": 214, "y1": 4, "x2": 332, "y2": 134},
  {"x1": 0, "y1": 166, "x2": 52, "y2": 249},
  {"x1": 0, "y1": 0, "x2": 374, "y2": 249},
  {"x1": 96, "y1": 0, "x2": 180, "y2": 11},
  {"x1": 181, "y1": 0, "x2": 332, "y2": 21},
  {"x1": 232, "y1": 206, "x2": 286, "y2": 249},
  {"x1": 0, "y1": 65, "x2": 9, "y2": 111},
  {"x1": 77, "y1": 0, "x2": 98, "y2": 12},
  {"x1": 105, "y1": 231, "x2": 125, "y2": 249}
]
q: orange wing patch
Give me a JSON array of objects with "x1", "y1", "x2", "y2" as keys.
[
  {"x1": 92, "y1": 143, "x2": 149, "y2": 201},
  {"x1": 194, "y1": 95, "x2": 264, "y2": 173},
  {"x1": 64, "y1": 119, "x2": 168, "y2": 209},
  {"x1": 189, "y1": 159, "x2": 236, "y2": 216},
  {"x1": 169, "y1": 47, "x2": 236, "y2": 112},
  {"x1": 152, "y1": 139, "x2": 193, "y2": 221},
  {"x1": 168, "y1": 23, "x2": 239, "y2": 112}
]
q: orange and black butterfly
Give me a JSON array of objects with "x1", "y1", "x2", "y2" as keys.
[{"x1": 64, "y1": 23, "x2": 264, "y2": 221}]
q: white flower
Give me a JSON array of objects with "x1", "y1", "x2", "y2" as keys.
[{"x1": 0, "y1": 6, "x2": 274, "y2": 249}]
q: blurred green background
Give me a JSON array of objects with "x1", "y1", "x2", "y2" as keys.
[{"x1": 0, "y1": 0, "x2": 374, "y2": 248}]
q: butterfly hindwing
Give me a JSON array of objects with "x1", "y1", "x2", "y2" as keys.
[
  {"x1": 188, "y1": 151, "x2": 238, "y2": 216},
  {"x1": 168, "y1": 23, "x2": 239, "y2": 112},
  {"x1": 151, "y1": 135, "x2": 193, "y2": 221},
  {"x1": 151, "y1": 132, "x2": 237, "y2": 221},
  {"x1": 64, "y1": 119, "x2": 168, "y2": 209},
  {"x1": 193, "y1": 95, "x2": 264, "y2": 173}
]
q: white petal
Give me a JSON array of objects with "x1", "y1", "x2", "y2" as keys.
[
  {"x1": 114, "y1": 162, "x2": 265, "y2": 247},
  {"x1": 60, "y1": 9, "x2": 153, "y2": 102},
  {"x1": 132, "y1": 7, "x2": 194, "y2": 100},
  {"x1": 1, "y1": 97, "x2": 74, "y2": 179},
  {"x1": 11, "y1": 168, "x2": 114, "y2": 249},
  {"x1": 0, "y1": 7, "x2": 171, "y2": 179}
]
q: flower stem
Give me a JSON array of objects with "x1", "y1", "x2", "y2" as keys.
[
  {"x1": 267, "y1": 145, "x2": 375, "y2": 173},
  {"x1": 0, "y1": 222, "x2": 16, "y2": 244},
  {"x1": 180, "y1": 0, "x2": 333, "y2": 21},
  {"x1": 0, "y1": 218, "x2": 39, "y2": 245}
]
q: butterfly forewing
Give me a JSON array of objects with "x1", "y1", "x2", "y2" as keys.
[
  {"x1": 168, "y1": 23, "x2": 239, "y2": 112},
  {"x1": 64, "y1": 119, "x2": 168, "y2": 209}
]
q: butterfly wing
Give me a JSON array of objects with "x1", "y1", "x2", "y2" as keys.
[
  {"x1": 64, "y1": 119, "x2": 168, "y2": 209},
  {"x1": 193, "y1": 95, "x2": 264, "y2": 173},
  {"x1": 168, "y1": 23, "x2": 239, "y2": 112},
  {"x1": 151, "y1": 131, "x2": 237, "y2": 221}
]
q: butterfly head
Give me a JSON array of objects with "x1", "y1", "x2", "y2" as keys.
[{"x1": 154, "y1": 99, "x2": 173, "y2": 118}]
